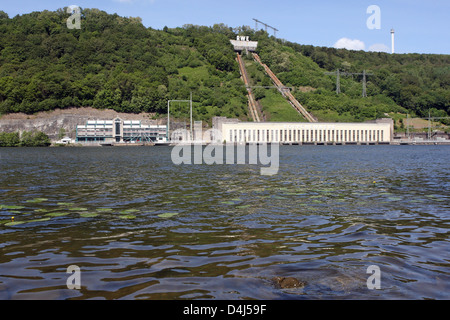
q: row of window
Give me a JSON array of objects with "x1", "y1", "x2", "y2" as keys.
[
  {"x1": 77, "y1": 137, "x2": 106, "y2": 142},
  {"x1": 76, "y1": 136, "x2": 163, "y2": 142},
  {"x1": 123, "y1": 129, "x2": 166, "y2": 133},
  {"x1": 77, "y1": 129, "x2": 113, "y2": 137},
  {"x1": 77, "y1": 128, "x2": 166, "y2": 137},
  {"x1": 123, "y1": 133, "x2": 161, "y2": 137},
  {"x1": 228, "y1": 128, "x2": 386, "y2": 143}
]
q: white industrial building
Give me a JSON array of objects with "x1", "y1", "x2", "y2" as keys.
[
  {"x1": 76, "y1": 118, "x2": 167, "y2": 144},
  {"x1": 216, "y1": 119, "x2": 393, "y2": 144}
]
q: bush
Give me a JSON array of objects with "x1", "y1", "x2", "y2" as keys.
[
  {"x1": 19, "y1": 131, "x2": 51, "y2": 147},
  {"x1": 253, "y1": 87, "x2": 266, "y2": 100},
  {"x1": 0, "y1": 131, "x2": 51, "y2": 147},
  {"x1": 0, "y1": 132, "x2": 20, "y2": 147}
]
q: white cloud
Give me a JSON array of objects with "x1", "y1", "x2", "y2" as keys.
[
  {"x1": 368, "y1": 43, "x2": 390, "y2": 53},
  {"x1": 334, "y1": 38, "x2": 365, "y2": 51}
]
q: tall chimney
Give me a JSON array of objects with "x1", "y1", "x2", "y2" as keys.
[{"x1": 391, "y1": 29, "x2": 395, "y2": 54}]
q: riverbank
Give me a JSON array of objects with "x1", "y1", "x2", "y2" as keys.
[{"x1": 0, "y1": 107, "x2": 161, "y2": 141}]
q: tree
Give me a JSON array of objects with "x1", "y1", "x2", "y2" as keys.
[
  {"x1": 20, "y1": 131, "x2": 51, "y2": 147},
  {"x1": 0, "y1": 132, "x2": 20, "y2": 147},
  {"x1": 58, "y1": 127, "x2": 66, "y2": 140},
  {"x1": 0, "y1": 10, "x2": 9, "y2": 21},
  {"x1": 93, "y1": 88, "x2": 122, "y2": 110},
  {"x1": 253, "y1": 87, "x2": 266, "y2": 100}
]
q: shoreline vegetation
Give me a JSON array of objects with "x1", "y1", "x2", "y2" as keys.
[{"x1": 0, "y1": 131, "x2": 51, "y2": 147}]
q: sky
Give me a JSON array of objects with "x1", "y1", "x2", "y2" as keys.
[{"x1": 2, "y1": 0, "x2": 449, "y2": 54}]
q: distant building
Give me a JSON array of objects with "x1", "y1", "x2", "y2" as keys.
[
  {"x1": 215, "y1": 118, "x2": 394, "y2": 144},
  {"x1": 76, "y1": 118, "x2": 167, "y2": 144},
  {"x1": 230, "y1": 36, "x2": 258, "y2": 53},
  {"x1": 56, "y1": 137, "x2": 75, "y2": 144}
]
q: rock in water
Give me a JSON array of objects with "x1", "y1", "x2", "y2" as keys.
[{"x1": 272, "y1": 276, "x2": 306, "y2": 289}]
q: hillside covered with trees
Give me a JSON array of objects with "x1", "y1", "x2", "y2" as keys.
[{"x1": 0, "y1": 8, "x2": 448, "y2": 125}]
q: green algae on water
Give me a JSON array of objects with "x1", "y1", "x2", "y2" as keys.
[
  {"x1": 69, "y1": 207, "x2": 88, "y2": 211},
  {"x1": 57, "y1": 202, "x2": 74, "y2": 206},
  {"x1": 118, "y1": 215, "x2": 136, "y2": 219},
  {"x1": 158, "y1": 212, "x2": 179, "y2": 218},
  {"x1": 5, "y1": 221, "x2": 27, "y2": 226},
  {"x1": 0, "y1": 205, "x2": 25, "y2": 210},
  {"x1": 26, "y1": 198, "x2": 48, "y2": 203},
  {"x1": 5, "y1": 218, "x2": 51, "y2": 226},
  {"x1": 79, "y1": 212, "x2": 99, "y2": 218},
  {"x1": 119, "y1": 209, "x2": 139, "y2": 214},
  {"x1": 28, "y1": 218, "x2": 51, "y2": 223},
  {"x1": 45, "y1": 212, "x2": 70, "y2": 217},
  {"x1": 221, "y1": 201, "x2": 235, "y2": 205}
]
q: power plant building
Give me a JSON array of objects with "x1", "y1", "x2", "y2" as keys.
[
  {"x1": 218, "y1": 119, "x2": 393, "y2": 144},
  {"x1": 76, "y1": 118, "x2": 167, "y2": 144}
]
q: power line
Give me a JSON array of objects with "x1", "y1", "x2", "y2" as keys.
[
  {"x1": 253, "y1": 18, "x2": 278, "y2": 37},
  {"x1": 324, "y1": 69, "x2": 374, "y2": 97}
]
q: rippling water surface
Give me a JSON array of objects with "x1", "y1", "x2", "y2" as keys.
[{"x1": 0, "y1": 145, "x2": 449, "y2": 299}]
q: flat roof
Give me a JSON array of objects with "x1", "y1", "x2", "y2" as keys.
[{"x1": 222, "y1": 121, "x2": 391, "y2": 126}]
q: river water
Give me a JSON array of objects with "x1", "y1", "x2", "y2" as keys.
[{"x1": 0, "y1": 145, "x2": 449, "y2": 300}]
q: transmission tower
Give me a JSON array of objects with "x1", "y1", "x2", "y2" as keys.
[
  {"x1": 324, "y1": 69, "x2": 373, "y2": 97},
  {"x1": 253, "y1": 18, "x2": 278, "y2": 37},
  {"x1": 358, "y1": 70, "x2": 373, "y2": 97},
  {"x1": 324, "y1": 69, "x2": 343, "y2": 94}
]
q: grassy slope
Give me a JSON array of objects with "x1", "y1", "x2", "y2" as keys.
[
  {"x1": 260, "y1": 90, "x2": 307, "y2": 122},
  {"x1": 241, "y1": 54, "x2": 306, "y2": 122}
]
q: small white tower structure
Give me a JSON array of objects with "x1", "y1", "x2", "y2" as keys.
[{"x1": 391, "y1": 28, "x2": 395, "y2": 54}]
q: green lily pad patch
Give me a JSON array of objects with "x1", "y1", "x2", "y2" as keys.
[
  {"x1": 26, "y1": 198, "x2": 48, "y2": 203},
  {"x1": 29, "y1": 218, "x2": 51, "y2": 223},
  {"x1": 57, "y1": 202, "x2": 74, "y2": 206},
  {"x1": 118, "y1": 215, "x2": 136, "y2": 219},
  {"x1": 79, "y1": 213, "x2": 99, "y2": 218},
  {"x1": 0, "y1": 205, "x2": 25, "y2": 210},
  {"x1": 221, "y1": 201, "x2": 235, "y2": 205},
  {"x1": 5, "y1": 217, "x2": 51, "y2": 227},
  {"x1": 158, "y1": 212, "x2": 179, "y2": 218},
  {"x1": 69, "y1": 207, "x2": 88, "y2": 211},
  {"x1": 96, "y1": 208, "x2": 113, "y2": 212},
  {"x1": 5, "y1": 221, "x2": 27, "y2": 227},
  {"x1": 45, "y1": 212, "x2": 70, "y2": 217},
  {"x1": 119, "y1": 209, "x2": 139, "y2": 214}
]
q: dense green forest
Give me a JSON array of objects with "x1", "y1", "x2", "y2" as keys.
[{"x1": 0, "y1": 8, "x2": 448, "y2": 124}]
